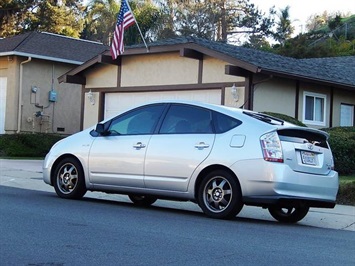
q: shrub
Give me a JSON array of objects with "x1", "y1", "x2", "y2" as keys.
[
  {"x1": 337, "y1": 178, "x2": 355, "y2": 205},
  {"x1": 323, "y1": 127, "x2": 355, "y2": 175},
  {"x1": 0, "y1": 133, "x2": 65, "y2": 158}
]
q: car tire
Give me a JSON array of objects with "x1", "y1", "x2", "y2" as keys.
[
  {"x1": 198, "y1": 170, "x2": 243, "y2": 219},
  {"x1": 128, "y1": 195, "x2": 157, "y2": 207},
  {"x1": 52, "y1": 157, "x2": 87, "y2": 199},
  {"x1": 268, "y1": 206, "x2": 310, "y2": 223}
]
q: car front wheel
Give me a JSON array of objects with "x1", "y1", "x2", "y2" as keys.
[
  {"x1": 268, "y1": 206, "x2": 310, "y2": 223},
  {"x1": 198, "y1": 170, "x2": 243, "y2": 219},
  {"x1": 52, "y1": 158, "x2": 87, "y2": 199}
]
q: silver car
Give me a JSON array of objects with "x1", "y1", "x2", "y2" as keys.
[{"x1": 43, "y1": 101, "x2": 338, "y2": 223}]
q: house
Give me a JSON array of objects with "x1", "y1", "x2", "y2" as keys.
[
  {"x1": 58, "y1": 37, "x2": 355, "y2": 130},
  {"x1": 0, "y1": 31, "x2": 108, "y2": 134}
]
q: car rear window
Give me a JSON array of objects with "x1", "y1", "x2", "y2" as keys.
[{"x1": 213, "y1": 112, "x2": 242, "y2": 133}]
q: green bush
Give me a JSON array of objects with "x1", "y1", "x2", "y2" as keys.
[
  {"x1": 323, "y1": 127, "x2": 355, "y2": 175},
  {"x1": 0, "y1": 133, "x2": 65, "y2": 158}
]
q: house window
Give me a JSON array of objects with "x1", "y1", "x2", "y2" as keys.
[
  {"x1": 303, "y1": 92, "x2": 326, "y2": 126},
  {"x1": 340, "y1": 104, "x2": 354, "y2": 127}
]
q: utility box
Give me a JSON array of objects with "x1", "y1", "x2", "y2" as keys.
[{"x1": 49, "y1": 90, "x2": 57, "y2": 102}]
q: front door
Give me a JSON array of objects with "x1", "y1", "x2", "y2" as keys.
[{"x1": 88, "y1": 104, "x2": 165, "y2": 188}]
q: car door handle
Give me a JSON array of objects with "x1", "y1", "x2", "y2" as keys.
[
  {"x1": 194, "y1": 142, "x2": 209, "y2": 149},
  {"x1": 133, "y1": 142, "x2": 146, "y2": 149}
]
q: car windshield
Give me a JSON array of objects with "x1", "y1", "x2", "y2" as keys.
[{"x1": 243, "y1": 111, "x2": 284, "y2": 126}]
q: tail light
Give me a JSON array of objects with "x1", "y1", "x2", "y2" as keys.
[{"x1": 260, "y1": 131, "x2": 284, "y2": 163}]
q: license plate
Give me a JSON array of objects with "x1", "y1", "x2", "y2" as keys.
[{"x1": 301, "y1": 151, "x2": 317, "y2": 165}]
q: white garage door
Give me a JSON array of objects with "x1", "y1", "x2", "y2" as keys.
[
  {"x1": 104, "y1": 89, "x2": 221, "y2": 119},
  {"x1": 0, "y1": 77, "x2": 7, "y2": 134}
]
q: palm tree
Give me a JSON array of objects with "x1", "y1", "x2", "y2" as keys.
[
  {"x1": 81, "y1": 0, "x2": 119, "y2": 45},
  {"x1": 274, "y1": 5, "x2": 295, "y2": 46}
]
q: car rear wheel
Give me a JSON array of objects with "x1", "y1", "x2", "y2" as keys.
[
  {"x1": 53, "y1": 158, "x2": 87, "y2": 199},
  {"x1": 128, "y1": 195, "x2": 157, "y2": 207},
  {"x1": 268, "y1": 206, "x2": 310, "y2": 223},
  {"x1": 198, "y1": 170, "x2": 243, "y2": 219}
]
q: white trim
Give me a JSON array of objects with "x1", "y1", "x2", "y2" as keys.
[
  {"x1": 0, "y1": 51, "x2": 83, "y2": 65},
  {"x1": 302, "y1": 91, "x2": 327, "y2": 127}
]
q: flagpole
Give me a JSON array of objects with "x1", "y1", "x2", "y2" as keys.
[{"x1": 125, "y1": 0, "x2": 149, "y2": 52}]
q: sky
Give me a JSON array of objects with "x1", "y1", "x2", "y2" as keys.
[{"x1": 251, "y1": 0, "x2": 355, "y2": 35}]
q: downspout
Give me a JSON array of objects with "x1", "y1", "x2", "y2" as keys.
[{"x1": 17, "y1": 57, "x2": 32, "y2": 133}]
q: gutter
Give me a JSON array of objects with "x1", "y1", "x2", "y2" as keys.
[
  {"x1": 0, "y1": 51, "x2": 83, "y2": 65},
  {"x1": 17, "y1": 57, "x2": 31, "y2": 133}
]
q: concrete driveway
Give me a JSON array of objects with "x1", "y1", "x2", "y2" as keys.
[{"x1": 1, "y1": 159, "x2": 354, "y2": 231}]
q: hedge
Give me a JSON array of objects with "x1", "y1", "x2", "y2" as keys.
[
  {"x1": 0, "y1": 133, "x2": 65, "y2": 158},
  {"x1": 323, "y1": 127, "x2": 355, "y2": 175}
]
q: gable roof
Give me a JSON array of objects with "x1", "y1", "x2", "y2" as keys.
[
  {"x1": 0, "y1": 31, "x2": 109, "y2": 65},
  {"x1": 59, "y1": 36, "x2": 355, "y2": 90}
]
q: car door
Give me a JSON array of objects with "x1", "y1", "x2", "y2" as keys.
[
  {"x1": 88, "y1": 104, "x2": 165, "y2": 188},
  {"x1": 144, "y1": 104, "x2": 215, "y2": 192}
]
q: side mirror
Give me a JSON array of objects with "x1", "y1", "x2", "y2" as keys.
[{"x1": 95, "y1": 123, "x2": 105, "y2": 134}]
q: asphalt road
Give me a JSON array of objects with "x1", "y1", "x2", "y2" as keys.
[
  {"x1": 0, "y1": 159, "x2": 354, "y2": 265},
  {"x1": 1, "y1": 185, "x2": 355, "y2": 266}
]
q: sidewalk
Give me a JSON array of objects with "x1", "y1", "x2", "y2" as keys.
[{"x1": 1, "y1": 159, "x2": 354, "y2": 231}]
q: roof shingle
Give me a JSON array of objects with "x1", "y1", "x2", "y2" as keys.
[{"x1": 0, "y1": 31, "x2": 109, "y2": 64}]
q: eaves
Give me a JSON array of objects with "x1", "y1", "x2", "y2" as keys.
[
  {"x1": 0, "y1": 51, "x2": 83, "y2": 65},
  {"x1": 260, "y1": 68, "x2": 355, "y2": 91}
]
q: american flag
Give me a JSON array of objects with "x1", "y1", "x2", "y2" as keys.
[{"x1": 110, "y1": 0, "x2": 135, "y2": 60}]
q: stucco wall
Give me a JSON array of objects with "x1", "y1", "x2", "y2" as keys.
[
  {"x1": 2, "y1": 57, "x2": 82, "y2": 134},
  {"x1": 253, "y1": 78, "x2": 296, "y2": 117},
  {"x1": 202, "y1": 56, "x2": 244, "y2": 84},
  {"x1": 86, "y1": 64, "x2": 118, "y2": 89},
  {"x1": 83, "y1": 91, "x2": 100, "y2": 129},
  {"x1": 121, "y1": 52, "x2": 199, "y2": 86}
]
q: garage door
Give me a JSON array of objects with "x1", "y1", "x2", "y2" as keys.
[
  {"x1": 104, "y1": 89, "x2": 221, "y2": 119},
  {"x1": 0, "y1": 77, "x2": 7, "y2": 134}
]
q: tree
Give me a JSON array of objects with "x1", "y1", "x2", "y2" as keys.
[
  {"x1": 305, "y1": 11, "x2": 329, "y2": 32},
  {"x1": 0, "y1": 0, "x2": 37, "y2": 37},
  {"x1": 81, "y1": 0, "x2": 120, "y2": 44},
  {"x1": 0, "y1": 0, "x2": 85, "y2": 38},
  {"x1": 124, "y1": 0, "x2": 162, "y2": 45},
  {"x1": 154, "y1": 0, "x2": 275, "y2": 43},
  {"x1": 215, "y1": 0, "x2": 276, "y2": 43},
  {"x1": 273, "y1": 6, "x2": 294, "y2": 46},
  {"x1": 82, "y1": 0, "x2": 161, "y2": 45},
  {"x1": 328, "y1": 14, "x2": 343, "y2": 31}
]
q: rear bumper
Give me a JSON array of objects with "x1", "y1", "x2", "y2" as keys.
[
  {"x1": 231, "y1": 159, "x2": 339, "y2": 207},
  {"x1": 243, "y1": 195, "x2": 336, "y2": 208}
]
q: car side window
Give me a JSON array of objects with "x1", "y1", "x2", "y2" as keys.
[
  {"x1": 213, "y1": 111, "x2": 242, "y2": 133},
  {"x1": 108, "y1": 104, "x2": 165, "y2": 135},
  {"x1": 160, "y1": 104, "x2": 213, "y2": 134}
]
